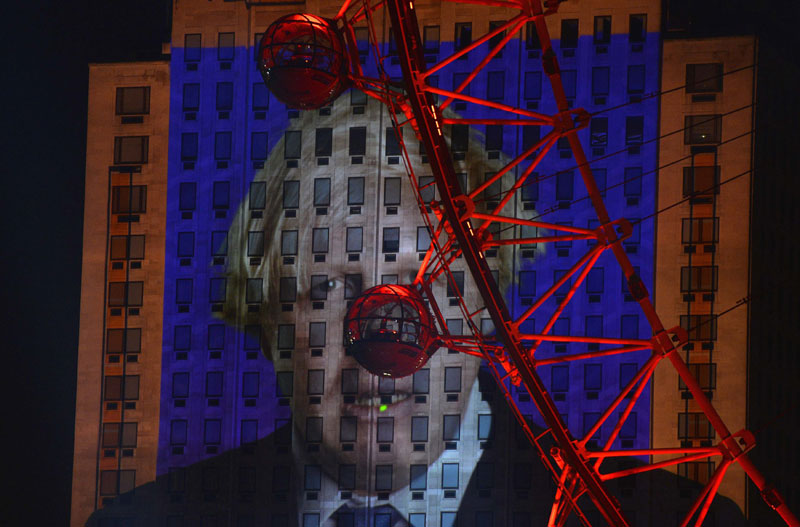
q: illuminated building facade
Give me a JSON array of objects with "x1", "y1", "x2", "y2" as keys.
[{"x1": 72, "y1": 1, "x2": 772, "y2": 526}]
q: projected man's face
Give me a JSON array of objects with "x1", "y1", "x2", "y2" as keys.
[{"x1": 224, "y1": 100, "x2": 511, "y2": 495}]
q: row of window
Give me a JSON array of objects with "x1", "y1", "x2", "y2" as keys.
[
  {"x1": 172, "y1": 371, "x2": 262, "y2": 398},
  {"x1": 550, "y1": 363, "x2": 639, "y2": 393},
  {"x1": 183, "y1": 33, "x2": 235, "y2": 62}
]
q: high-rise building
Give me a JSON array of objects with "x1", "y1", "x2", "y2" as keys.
[{"x1": 72, "y1": 1, "x2": 791, "y2": 526}]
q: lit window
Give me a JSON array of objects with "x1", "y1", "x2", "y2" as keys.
[
  {"x1": 684, "y1": 115, "x2": 721, "y2": 144},
  {"x1": 477, "y1": 414, "x2": 492, "y2": 440}
]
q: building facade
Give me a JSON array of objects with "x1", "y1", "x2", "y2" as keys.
[{"x1": 72, "y1": 1, "x2": 769, "y2": 526}]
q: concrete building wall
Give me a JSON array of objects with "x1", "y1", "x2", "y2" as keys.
[
  {"x1": 654, "y1": 35, "x2": 756, "y2": 514},
  {"x1": 71, "y1": 61, "x2": 170, "y2": 526}
]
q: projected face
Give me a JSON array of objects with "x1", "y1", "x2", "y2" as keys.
[{"x1": 223, "y1": 97, "x2": 520, "y2": 502}]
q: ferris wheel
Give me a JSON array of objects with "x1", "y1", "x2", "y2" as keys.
[{"x1": 256, "y1": 2, "x2": 798, "y2": 526}]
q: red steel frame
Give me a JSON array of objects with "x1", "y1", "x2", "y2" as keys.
[{"x1": 318, "y1": 1, "x2": 798, "y2": 525}]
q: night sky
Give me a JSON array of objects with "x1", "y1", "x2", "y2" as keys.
[{"x1": 3, "y1": 1, "x2": 797, "y2": 525}]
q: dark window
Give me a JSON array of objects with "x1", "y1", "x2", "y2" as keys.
[
  {"x1": 347, "y1": 127, "x2": 367, "y2": 158},
  {"x1": 593, "y1": 16, "x2": 611, "y2": 44},
  {"x1": 411, "y1": 416, "x2": 428, "y2": 442},
  {"x1": 212, "y1": 181, "x2": 230, "y2": 209},
  {"x1": 441, "y1": 463, "x2": 459, "y2": 489},
  {"x1": 560, "y1": 19, "x2": 578, "y2": 48},
  {"x1": 308, "y1": 370, "x2": 325, "y2": 395},
  {"x1": 629, "y1": 14, "x2": 646, "y2": 43},
  {"x1": 172, "y1": 372, "x2": 189, "y2": 398},
  {"x1": 424, "y1": 25, "x2": 440, "y2": 53},
  {"x1": 522, "y1": 126, "x2": 540, "y2": 159},
  {"x1": 592, "y1": 67, "x2": 609, "y2": 96},
  {"x1": 251, "y1": 132, "x2": 268, "y2": 160},
  {"x1": 584, "y1": 364, "x2": 602, "y2": 391},
  {"x1": 628, "y1": 65, "x2": 645, "y2": 94},
  {"x1": 586, "y1": 267, "x2": 603, "y2": 294},
  {"x1": 525, "y1": 22, "x2": 541, "y2": 49},
  {"x1": 446, "y1": 271, "x2": 464, "y2": 298},
  {"x1": 585, "y1": 315, "x2": 603, "y2": 339},
  {"x1": 624, "y1": 167, "x2": 642, "y2": 196},
  {"x1": 620, "y1": 362, "x2": 638, "y2": 390},
  {"x1": 680, "y1": 363, "x2": 717, "y2": 391},
  {"x1": 283, "y1": 181, "x2": 299, "y2": 209},
  {"x1": 279, "y1": 277, "x2": 297, "y2": 303},
  {"x1": 443, "y1": 415, "x2": 460, "y2": 440},
  {"x1": 204, "y1": 419, "x2": 222, "y2": 445},
  {"x1": 341, "y1": 369, "x2": 358, "y2": 395},
  {"x1": 346, "y1": 227, "x2": 363, "y2": 252},
  {"x1": 309, "y1": 322, "x2": 326, "y2": 348},
  {"x1": 410, "y1": 465, "x2": 427, "y2": 490},
  {"x1": 284, "y1": 131, "x2": 301, "y2": 159},
  {"x1": 681, "y1": 266, "x2": 718, "y2": 292},
  {"x1": 384, "y1": 178, "x2": 401, "y2": 205},
  {"x1": 173, "y1": 326, "x2": 191, "y2": 351},
  {"x1": 116, "y1": 87, "x2": 150, "y2": 115},
  {"x1": 487, "y1": 71, "x2": 504, "y2": 101},
  {"x1": 519, "y1": 270, "x2": 536, "y2": 297},
  {"x1": 276, "y1": 372, "x2": 293, "y2": 397},
  {"x1": 114, "y1": 137, "x2": 148, "y2": 164},
  {"x1": 315, "y1": 128, "x2": 332, "y2": 157},
  {"x1": 313, "y1": 178, "x2": 330, "y2": 206},
  {"x1": 377, "y1": 417, "x2": 394, "y2": 442},
  {"x1": 246, "y1": 278, "x2": 263, "y2": 304},
  {"x1": 590, "y1": 118, "x2": 608, "y2": 147},
  {"x1": 686, "y1": 63, "x2": 723, "y2": 93},
  {"x1": 218, "y1": 32, "x2": 234, "y2": 61},
  {"x1": 682, "y1": 166, "x2": 720, "y2": 196},
  {"x1": 551, "y1": 365, "x2": 569, "y2": 392},
  {"x1": 413, "y1": 369, "x2": 430, "y2": 394},
  {"x1": 181, "y1": 133, "x2": 198, "y2": 161},
  {"x1": 242, "y1": 372, "x2": 259, "y2": 398},
  {"x1": 348, "y1": 177, "x2": 364, "y2": 205},
  {"x1": 184, "y1": 34, "x2": 201, "y2": 62},
  {"x1": 310, "y1": 275, "x2": 328, "y2": 300},
  {"x1": 382, "y1": 227, "x2": 400, "y2": 253},
  {"x1": 385, "y1": 127, "x2": 402, "y2": 156},
  {"x1": 416, "y1": 226, "x2": 431, "y2": 252},
  {"x1": 216, "y1": 82, "x2": 233, "y2": 111},
  {"x1": 312, "y1": 228, "x2": 329, "y2": 254},
  {"x1": 104, "y1": 375, "x2": 139, "y2": 400},
  {"x1": 621, "y1": 314, "x2": 639, "y2": 340},
  {"x1": 252, "y1": 83, "x2": 268, "y2": 110},
  {"x1": 375, "y1": 465, "x2": 393, "y2": 491},
  {"x1": 626, "y1": 116, "x2": 644, "y2": 145},
  {"x1": 556, "y1": 171, "x2": 574, "y2": 201},
  {"x1": 249, "y1": 182, "x2": 266, "y2": 210},
  {"x1": 444, "y1": 367, "x2": 461, "y2": 392},
  {"x1": 177, "y1": 232, "x2": 194, "y2": 257},
  {"x1": 477, "y1": 414, "x2": 492, "y2": 440},
  {"x1": 241, "y1": 420, "x2": 258, "y2": 444},
  {"x1": 523, "y1": 72, "x2": 542, "y2": 100},
  {"x1": 454, "y1": 23, "x2": 472, "y2": 52},
  {"x1": 562, "y1": 70, "x2": 576, "y2": 99},
  {"x1": 339, "y1": 465, "x2": 356, "y2": 490},
  {"x1": 277, "y1": 325, "x2": 295, "y2": 350},
  {"x1": 340, "y1": 416, "x2": 357, "y2": 442},
  {"x1": 488, "y1": 20, "x2": 506, "y2": 57},
  {"x1": 211, "y1": 232, "x2": 227, "y2": 256},
  {"x1": 684, "y1": 115, "x2": 721, "y2": 144},
  {"x1": 350, "y1": 89, "x2": 367, "y2": 106},
  {"x1": 451, "y1": 124, "x2": 468, "y2": 152},
  {"x1": 215, "y1": 132, "x2": 232, "y2": 160},
  {"x1": 208, "y1": 324, "x2": 225, "y2": 350},
  {"x1": 485, "y1": 125, "x2": 503, "y2": 151},
  {"x1": 206, "y1": 372, "x2": 223, "y2": 397},
  {"x1": 179, "y1": 182, "x2": 196, "y2": 211},
  {"x1": 344, "y1": 274, "x2": 362, "y2": 299},
  {"x1": 281, "y1": 230, "x2": 298, "y2": 255}
]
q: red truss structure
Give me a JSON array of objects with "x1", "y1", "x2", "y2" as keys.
[{"x1": 258, "y1": 1, "x2": 798, "y2": 526}]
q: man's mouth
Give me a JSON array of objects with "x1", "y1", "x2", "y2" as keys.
[{"x1": 351, "y1": 392, "x2": 411, "y2": 408}]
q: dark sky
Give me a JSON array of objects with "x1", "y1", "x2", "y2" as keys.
[{"x1": 2, "y1": 1, "x2": 798, "y2": 525}]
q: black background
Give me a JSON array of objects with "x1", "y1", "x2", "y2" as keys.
[{"x1": 2, "y1": 1, "x2": 798, "y2": 525}]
